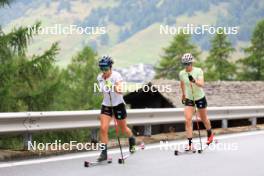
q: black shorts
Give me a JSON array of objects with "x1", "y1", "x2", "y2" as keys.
[
  {"x1": 101, "y1": 103, "x2": 127, "y2": 120},
  {"x1": 184, "y1": 96, "x2": 207, "y2": 109}
]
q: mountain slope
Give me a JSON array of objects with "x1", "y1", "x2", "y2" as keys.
[{"x1": 1, "y1": 0, "x2": 263, "y2": 67}]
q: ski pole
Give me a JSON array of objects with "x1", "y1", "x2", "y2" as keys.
[
  {"x1": 108, "y1": 92, "x2": 125, "y2": 163},
  {"x1": 189, "y1": 75, "x2": 203, "y2": 153}
]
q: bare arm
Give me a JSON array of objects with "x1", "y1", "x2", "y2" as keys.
[
  {"x1": 194, "y1": 77, "x2": 204, "y2": 87},
  {"x1": 180, "y1": 80, "x2": 186, "y2": 99},
  {"x1": 114, "y1": 81, "x2": 123, "y2": 94}
]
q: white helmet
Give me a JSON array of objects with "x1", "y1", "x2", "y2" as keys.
[{"x1": 181, "y1": 53, "x2": 194, "y2": 64}]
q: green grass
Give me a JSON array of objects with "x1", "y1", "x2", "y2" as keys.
[
  {"x1": 0, "y1": 129, "x2": 92, "y2": 150},
  {"x1": 0, "y1": 135, "x2": 24, "y2": 150},
  {"x1": 0, "y1": 127, "x2": 132, "y2": 150}
]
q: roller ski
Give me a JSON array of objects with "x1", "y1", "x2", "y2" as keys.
[
  {"x1": 174, "y1": 144, "x2": 197, "y2": 156},
  {"x1": 118, "y1": 140, "x2": 144, "y2": 164},
  {"x1": 197, "y1": 134, "x2": 218, "y2": 153},
  {"x1": 84, "y1": 153, "x2": 112, "y2": 167}
]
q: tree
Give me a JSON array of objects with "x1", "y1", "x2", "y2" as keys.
[
  {"x1": 0, "y1": 0, "x2": 61, "y2": 112},
  {"x1": 0, "y1": 0, "x2": 99, "y2": 149},
  {"x1": 14, "y1": 43, "x2": 61, "y2": 111},
  {"x1": 155, "y1": 33, "x2": 200, "y2": 79},
  {"x1": 0, "y1": 0, "x2": 13, "y2": 7},
  {"x1": 237, "y1": 19, "x2": 264, "y2": 80},
  {"x1": 55, "y1": 46, "x2": 102, "y2": 110},
  {"x1": 205, "y1": 29, "x2": 236, "y2": 81},
  {"x1": 0, "y1": 22, "x2": 47, "y2": 111}
]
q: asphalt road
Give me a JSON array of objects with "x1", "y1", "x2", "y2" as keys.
[{"x1": 1, "y1": 130, "x2": 264, "y2": 176}]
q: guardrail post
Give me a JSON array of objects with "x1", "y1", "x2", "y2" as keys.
[
  {"x1": 249, "y1": 117, "x2": 257, "y2": 128},
  {"x1": 23, "y1": 132, "x2": 32, "y2": 150},
  {"x1": 144, "y1": 124, "x2": 152, "y2": 137},
  {"x1": 222, "y1": 119, "x2": 228, "y2": 129}
]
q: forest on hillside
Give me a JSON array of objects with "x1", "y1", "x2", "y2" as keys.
[{"x1": 1, "y1": 0, "x2": 264, "y2": 50}]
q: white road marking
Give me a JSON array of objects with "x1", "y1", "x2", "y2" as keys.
[{"x1": 0, "y1": 130, "x2": 263, "y2": 168}]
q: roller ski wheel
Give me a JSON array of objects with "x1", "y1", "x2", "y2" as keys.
[{"x1": 84, "y1": 157, "x2": 112, "y2": 167}]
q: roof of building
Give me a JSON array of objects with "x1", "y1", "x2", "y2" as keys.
[{"x1": 145, "y1": 79, "x2": 264, "y2": 107}]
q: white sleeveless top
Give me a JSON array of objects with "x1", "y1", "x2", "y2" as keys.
[{"x1": 97, "y1": 71, "x2": 125, "y2": 106}]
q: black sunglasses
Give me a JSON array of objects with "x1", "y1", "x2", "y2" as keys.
[
  {"x1": 183, "y1": 62, "x2": 192, "y2": 66},
  {"x1": 100, "y1": 67, "x2": 110, "y2": 72}
]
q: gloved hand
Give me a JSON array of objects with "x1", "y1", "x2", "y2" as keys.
[
  {"x1": 182, "y1": 94, "x2": 186, "y2": 104},
  {"x1": 188, "y1": 74, "x2": 196, "y2": 83},
  {"x1": 105, "y1": 80, "x2": 113, "y2": 89}
]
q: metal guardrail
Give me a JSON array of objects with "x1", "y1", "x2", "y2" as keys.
[
  {"x1": 0, "y1": 106, "x2": 264, "y2": 134},
  {"x1": 1, "y1": 106, "x2": 263, "y2": 149}
]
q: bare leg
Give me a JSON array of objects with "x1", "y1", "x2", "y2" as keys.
[
  {"x1": 99, "y1": 114, "x2": 112, "y2": 144},
  {"x1": 117, "y1": 119, "x2": 133, "y2": 137},
  {"x1": 184, "y1": 106, "x2": 194, "y2": 138},
  {"x1": 197, "y1": 108, "x2": 211, "y2": 130}
]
